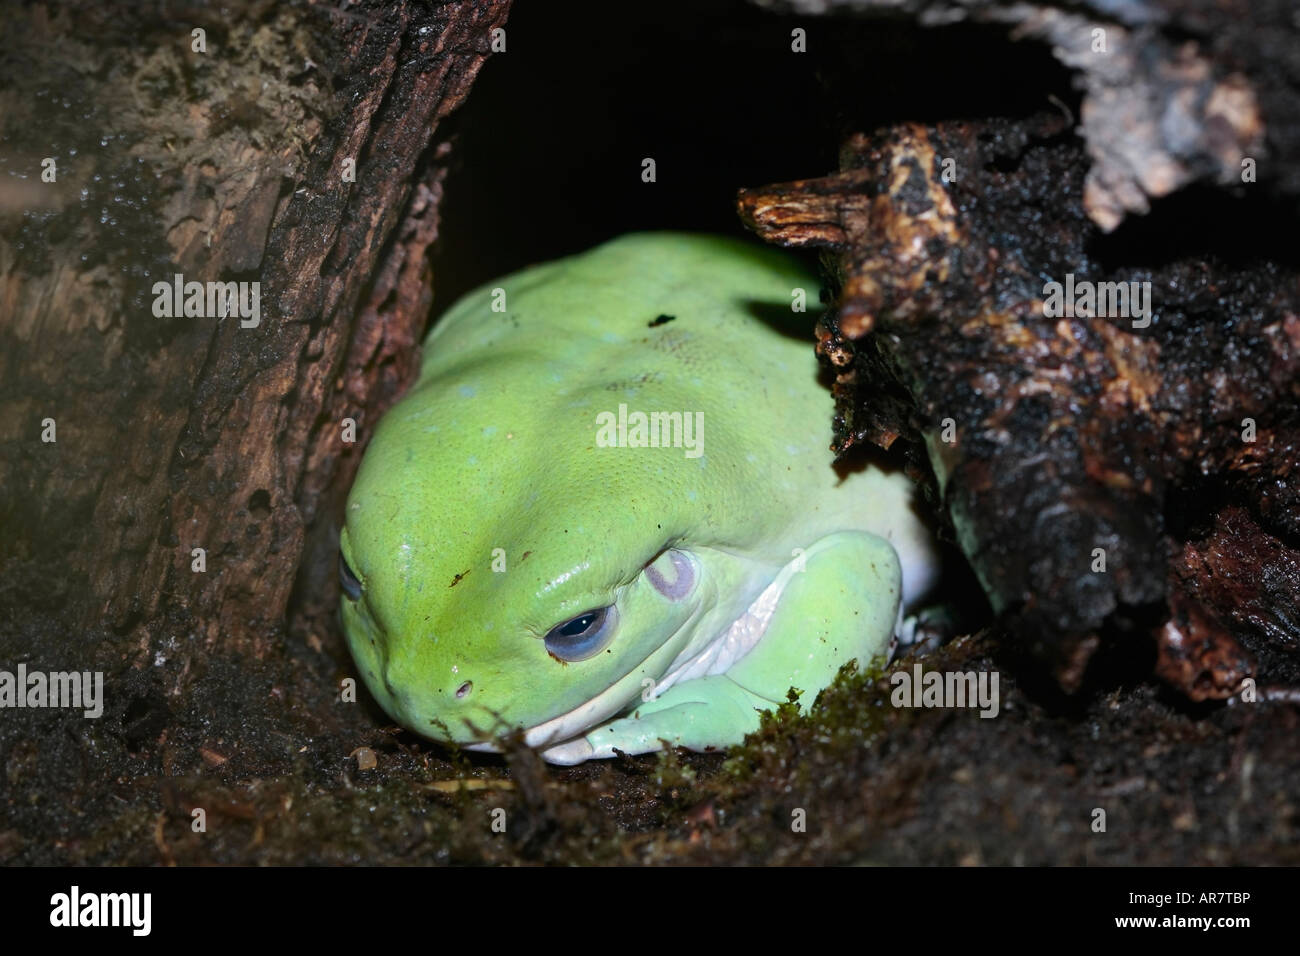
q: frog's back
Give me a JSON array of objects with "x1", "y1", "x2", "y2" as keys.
[
  {"x1": 424, "y1": 232, "x2": 818, "y2": 387},
  {"x1": 396, "y1": 233, "x2": 928, "y2": 585}
]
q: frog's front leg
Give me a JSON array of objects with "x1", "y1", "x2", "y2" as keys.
[
  {"x1": 540, "y1": 532, "x2": 903, "y2": 765},
  {"x1": 540, "y1": 675, "x2": 772, "y2": 764}
]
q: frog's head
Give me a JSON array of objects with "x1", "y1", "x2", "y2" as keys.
[{"x1": 338, "y1": 358, "x2": 723, "y2": 755}]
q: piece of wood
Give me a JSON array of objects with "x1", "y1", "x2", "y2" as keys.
[
  {"x1": 0, "y1": 1, "x2": 509, "y2": 678},
  {"x1": 740, "y1": 113, "x2": 1300, "y2": 693}
]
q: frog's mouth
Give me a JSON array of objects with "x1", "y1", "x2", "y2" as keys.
[
  {"x1": 460, "y1": 636, "x2": 682, "y2": 760},
  {"x1": 463, "y1": 555, "x2": 795, "y2": 763}
]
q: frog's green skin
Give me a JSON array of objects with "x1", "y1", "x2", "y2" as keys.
[{"x1": 339, "y1": 233, "x2": 938, "y2": 764}]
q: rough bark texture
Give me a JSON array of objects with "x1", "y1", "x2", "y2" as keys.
[
  {"x1": 0, "y1": 0, "x2": 508, "y2": 859},
  {"x1": 754, "y1": 0, "x2": 1298, "y2": 228},
  {"x1": 738, "y1": 7, "x2": 1300, "y2": 697},
  {"x1": 1, "y1": 0, "x2": 507, "y2": 652}
]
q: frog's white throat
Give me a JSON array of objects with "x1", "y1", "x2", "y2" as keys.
[{"x1": 463, "y1": 555, "x2": 798, "y2": 759}]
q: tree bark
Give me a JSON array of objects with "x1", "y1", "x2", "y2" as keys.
[
  {"x1": 0, "y1": 4, "x2": 510, "y2": 856},
  {"x1": 739, "y1": 0, "x2": 1300, "y2": 694},
  {"x1": 1, "y1": 1, "x2": 508, "y2": 663}
]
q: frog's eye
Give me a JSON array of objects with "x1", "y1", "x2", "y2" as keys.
[
  {"x1": 339, "y1": 553, "x2": 363, "y2": 601},
  {"x1": 544, "y1": 605, "x2": 618, "y2": 662}
]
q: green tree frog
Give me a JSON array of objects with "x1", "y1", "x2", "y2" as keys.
[{"x1": 339, "y1": 233, "x2": 938, "y2": 764}]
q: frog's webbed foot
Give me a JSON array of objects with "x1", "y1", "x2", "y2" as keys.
[{"x1": 540, "y1": 531, "x2": 903, "y2": 765}]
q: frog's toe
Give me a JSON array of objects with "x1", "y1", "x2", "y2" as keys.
[{"x1": 540, "y1": 736, "x2": 596, "y2": 765}]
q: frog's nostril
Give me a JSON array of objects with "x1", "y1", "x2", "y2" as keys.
[{"x1": 455, "y1": 681, "x2": 473, "y2": 699}]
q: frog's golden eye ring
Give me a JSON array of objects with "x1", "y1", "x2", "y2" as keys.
[
  {"x1": 339, "y1": 553, "x2": 363, "y2": 601},
  {"x1": 544, "y1": 605, "x2": 619, "y2": 662}
]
